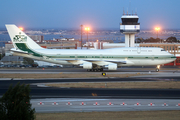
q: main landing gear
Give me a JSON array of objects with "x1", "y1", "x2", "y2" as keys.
[
  {"x1": 155, "y1": 65, "x2": 160, "y2": 72},
  {"x1": 87, "y1": 68, "x2": 103, "y2": 72}
]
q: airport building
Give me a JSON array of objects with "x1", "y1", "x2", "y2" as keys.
[
  {"x1": 29, "y1": 35, "x2": 44, "y2": 42},
  {"x1": 1, "y1": 56, "x2": 23, "y2": 64},
  {"x1": 120, "y1": 13, "x2": 140, "y2": 47}
]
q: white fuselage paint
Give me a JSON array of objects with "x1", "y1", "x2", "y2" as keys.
[{"x1": 12, "y1": 47, "x2": 176, "y2": 67}]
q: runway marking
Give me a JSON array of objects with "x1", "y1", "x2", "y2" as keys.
[
  {"x1": 32, "y1": 98, "x2": 180, "y2": 113},
  {"x1": 148, "y1": 103, "x2": 155, "y2": 106},
  {"x1": 52, "y1": 102, "x2": 59, "y2": 105},
  {"x1": 37, "y1": 102, "x2": 44, "y2": 105}
]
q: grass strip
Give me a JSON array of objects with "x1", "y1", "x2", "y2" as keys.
[
  {"x1": 35, "y1": 110, "x2": 180, "y2": 120},
  {"x1": 47, "y1": 81, "x2": 180, "y2": 89}
]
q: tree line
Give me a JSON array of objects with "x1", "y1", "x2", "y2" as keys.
[
  {"x1": 136, "y1": 36, "x2": 179, "y2": 43},
  {"x1": 0, "y1": 83, "x2": 35, "y2": 120}
]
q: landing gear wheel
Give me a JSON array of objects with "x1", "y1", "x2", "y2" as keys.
[{"x1": 155, "y1": 68, "x2": 159, "y2": 72}]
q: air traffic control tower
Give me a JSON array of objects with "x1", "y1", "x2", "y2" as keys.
[{"x1": 120, "y1": 13, "x2": 140, "y2": 47}]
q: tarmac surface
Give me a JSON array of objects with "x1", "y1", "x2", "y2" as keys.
[
  {"x1": 0, "y1": 77, "x2": 180, "y2": 99},
  {"x1": 0, "y1": 67, "x2": 180, "y2": 112},
  {"x1": 0, "y1": 66, "x2": 179, "y2": 74},
  {"x1": 32, "y1": 98, "x2": 180, "y2": 113}
]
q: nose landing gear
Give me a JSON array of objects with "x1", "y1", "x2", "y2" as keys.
[
  {"x1": 155, "y1": 65, "x2": 160, "y2": 72},
  {"x1": 155, "y1": 68, "x2": 159, "y2": 72}
]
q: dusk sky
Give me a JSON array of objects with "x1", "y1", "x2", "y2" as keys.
[{"x1": 1, "y1": 0, "x2": 180, "y2": 30}]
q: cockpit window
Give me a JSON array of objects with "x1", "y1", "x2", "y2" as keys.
[{"x1": 161, "y1": 49, "x2": 166, "y2": 51}]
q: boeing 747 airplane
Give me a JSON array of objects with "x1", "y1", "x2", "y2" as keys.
[{"x1": 6, "y1": 25, "x2": 176, "y2": 72}]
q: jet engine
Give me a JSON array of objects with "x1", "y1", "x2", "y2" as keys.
[
  {"x1": 80, "y1": 62, "x2": 92, "y2": 69},
  {"x1": 105, "y1": 63, "x2": 117, "y2": 70}
]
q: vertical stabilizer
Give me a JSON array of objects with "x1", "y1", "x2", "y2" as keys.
[{"x1": 5, "y1": 24, "x2": 43, "y2": 50}]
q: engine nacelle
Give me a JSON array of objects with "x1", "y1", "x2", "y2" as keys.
[
  {"x1": 80, "y1": 62, "x2": 92, "y2": 69},
  {"x1": 105, "y1": 63, "x2": 117, "y2": 70}
]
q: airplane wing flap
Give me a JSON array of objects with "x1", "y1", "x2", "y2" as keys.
[
  {"x1": 66, "y1": 60, "x2": 81, "y2": 65},
  {"x1": 65, "y1": 59, "x2": 126, "y2": 66},
  {"x1": 84, "y1": 60, "x2": 126, "y2": 64}
]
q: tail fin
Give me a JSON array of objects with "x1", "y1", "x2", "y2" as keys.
[{"x1": 5, "y1": 24, "x2": 42, "y2": 50}]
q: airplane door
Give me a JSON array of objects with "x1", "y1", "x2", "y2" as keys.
[
  {"x1": 100, "y1": 54, "x2": 102, "y2": 60},
  {"x1": 75, "y1": 54, "x2": 78, "y2": 60},
  {"x1": 137, "y1": 47, "x2": 141, "y2": 54},
  {"x1": 152, "y1": 55, "x2": 154, "y2": 61}
]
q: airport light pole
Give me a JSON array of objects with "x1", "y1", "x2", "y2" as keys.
[
  {"x1": 80, "y1": 25, "x2": 83, "y2": 49},
  {"x1": 85, "y1": 27, "x2": 90, "y2": 49},
  {"x1": 0, "y1": 54, "x2": 1, "y2": 62},
  {"x1": 155, "y1": 27, "x2": 160, "y2": 38},
  {"x1": 60, "y1": 35, "x2": 63, "y2": 49}
]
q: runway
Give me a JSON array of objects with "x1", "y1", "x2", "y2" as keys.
[{"x1": 32, "y1": 98, "x2": 180, "y2": 113}]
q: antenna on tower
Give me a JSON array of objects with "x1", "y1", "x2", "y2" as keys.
[
  {"x1": 123, "y1": 7, "x2": 125, "y2": 15},
  {"x1": 135, "y1": 8, "x2": 137, "y2": 15},
  {"x1": 129, "y1": 1, "x2": 131, "y2": 15},
  {"x1": 127, "y1": 8, "x2": 128, "y2": 15}
]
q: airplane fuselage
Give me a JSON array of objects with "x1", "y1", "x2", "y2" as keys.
[{"x1": 11, "y1": 45, "x2": 176, "y2": 67}]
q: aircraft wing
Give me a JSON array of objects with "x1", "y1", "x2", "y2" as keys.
[
  {"x1": 66, "y1": 59, "x2": 126, "y2": 66},
  {"x1": 84, "y1": 60, "x2": 126, "y2": 64}
]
